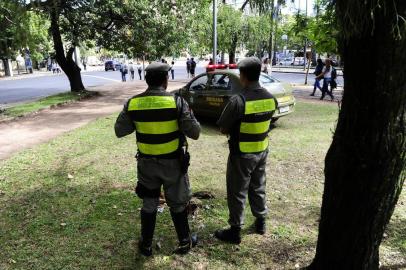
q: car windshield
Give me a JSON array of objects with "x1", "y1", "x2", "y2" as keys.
[{"x1": 259, "y1": 74, "x2": 278, "y2": 84}]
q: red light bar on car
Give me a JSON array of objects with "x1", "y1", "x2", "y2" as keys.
[{"x1": 206, "y1": 63, "x2": 237, "y2": 72}]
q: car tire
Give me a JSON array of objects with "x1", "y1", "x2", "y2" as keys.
[
  {"x1": 271, "y1": 118, "x2": 279, "y2": 123},
  {"x1": 105, "y1": 69, "x2": 108, "y2": 71}
]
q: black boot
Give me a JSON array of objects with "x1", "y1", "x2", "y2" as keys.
[
  {"x1": 170, "y1": 209, "x2": 198, "y2": 254},
  {"x1": 138, "y1": 210, "x2": 157, "y2": 257},
  {"x1": 214, "y1": 226, "x2": 241, "y2": 244},
  {"x1": 254, "y1": 217, "x2": 266, "y2": 235},
  {"x1": 310, "y1": 89, "x2": 316, "y2": 96}
]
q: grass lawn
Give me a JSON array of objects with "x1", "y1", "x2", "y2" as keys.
[
  {"x1": 0, "y1": 91, "x2": 95, "y2": 120},
  {"x1": 0, "y1": 100, "x2": 404, "y2": 270}
]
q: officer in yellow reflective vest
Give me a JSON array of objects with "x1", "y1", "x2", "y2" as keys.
[
  {"x1": 215, "y1": 57, "x2": 277, "y2": 244},
  {"x1": 114, "y1": 62, "x2": 201, "y2": 256}
]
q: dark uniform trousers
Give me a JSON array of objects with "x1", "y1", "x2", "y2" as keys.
[
  {"x1": 138, "y1": 157, "x2": 191, "y2": 214},
  {"x1": 227, "y1": 150, "x2": 268, "y2": 227}
]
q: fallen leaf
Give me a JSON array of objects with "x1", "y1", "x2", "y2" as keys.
[{"x1": 67, "y1": 174, "x2": 74, "y2": 179}]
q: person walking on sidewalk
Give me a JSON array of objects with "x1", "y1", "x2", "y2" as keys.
[
  {"x1": 316, "y1": 58, "x2": 334, "y2": 101},
  {"x1": 120, "y1": 63, "x2": 128, "y2": 82},
  {"x1": 310, "y1": 59, "x2": 324, "y2": 96},
  {"x1": 214, "y1": 57, "x2": 278, "y2": 244},
  {"x1": 136, "y1": 63, "x2": 143, "y2": 80},
  {"x1": 114, "y1": 62, "x2": 201, "y2": 256},
  {"x1": 170, "y1": 61, "x2": 175, "y2": 80},
  {"x1": 190, "y1": 58, "x2": 196, "y2": 78},
  {"x1": 129, "y1": 62, "x2": 135, "y2": 81},
  {"x1": 186, "y1": 58, "x2": 191, "y2": 78}
]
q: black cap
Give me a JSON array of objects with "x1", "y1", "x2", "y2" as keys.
[
  {"x1": 145, "y1": 62, "x2": 171, "y2": 72},
  {"x1": 238, "y1": 57, "x2": 262, "y2": 69}
]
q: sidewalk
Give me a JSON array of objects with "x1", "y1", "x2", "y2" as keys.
[
  {"x1": 292, "y1": 83, "x2": 343, "y2": 102},
  {"x1": 0, "y1": 80, "x2": 185, "y2": 160},
  {"x1": 271, "y1": 66, "x2": 343, "y2": 76}
]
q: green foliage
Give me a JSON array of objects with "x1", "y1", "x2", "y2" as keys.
[
  {"x1": 217, "y1": 5, "x2": 243, "y2": 54},
  {"x1": 0, "y1": 1, "x2": 51, "y2": 62},
  {"x1": 243, "y1": 13, "x2": 271, "y2": 55},
  {"x1": 0, "y1": 0, "x2": 27, "y2": 59}
]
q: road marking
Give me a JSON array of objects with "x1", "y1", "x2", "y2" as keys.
[{"x1": 82, "y1": 74, "x2": 121, "y2": 82}]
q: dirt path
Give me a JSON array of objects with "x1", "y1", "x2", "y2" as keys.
[{"x1": 0, "y1": 80, "x2": 187, "y2": 160}]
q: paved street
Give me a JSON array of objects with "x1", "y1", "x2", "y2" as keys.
[{"x1": 0, "y1": 64, "x2": 344, "y2": 106}]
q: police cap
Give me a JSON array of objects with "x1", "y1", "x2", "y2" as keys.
[
  {"x1": 145, "y1": 62, "x2": 171, "y2": 73},
  {"x1": 237, "y1": 57, "x2": 262, "y2": 70}
]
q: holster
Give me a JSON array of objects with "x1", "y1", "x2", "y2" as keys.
[{"x1": 180, "y1": 147, "x2": 190, "y2": 174}]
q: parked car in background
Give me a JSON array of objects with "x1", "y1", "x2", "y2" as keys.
[
  {"x1": 114, "y1": 63, "x2": 122, "y2": 70},
  {"x1": 291, "y1": 57, "x2": 305, "y2": 66},
  {"x1": 279, "y1": 58, "x2": 293, "y2": 65},
  {"x1": 105, "y1": 60, "x2": 116, "y2": 71}
]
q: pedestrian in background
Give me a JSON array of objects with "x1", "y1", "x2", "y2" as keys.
[
  {"x1": 262, "y1": 58, "x2": 269, "y2": 74},
  {"x1": 136, "y1": 63, "x2": 142, "y2": 80},
  {"x1": 129, "y1": 62, "x2": 135, "y2": 81},
  {"x1": 120, "y1": 63, "x2": 128, "y2": 82},
  {"x1": 316, "y1": 58, "x2": 334, "y2": 101},
  {"x1": 190, "y1": 58, "x2": 196, "y2": 78},
  {"x1": 170, "y1": 61, "x2": 175, "y2": 80},
  {"x1": 186, "y1": 58, "x2": 191, "y2": 78},
  {"x1": 52, "y1": 62, "x2": 57, "y2": 74},
  {"x1": 310, "y1": 58, "x2": 324, "y2": 96}
]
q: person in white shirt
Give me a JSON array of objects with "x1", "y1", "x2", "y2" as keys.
[
  {"x1": 136, "y1": 63, "x2": 143, "y2": 80},
  {"x1": 129, "y1": 62, "x2": 135, "y2": 80},
  {"x1": 316, "y1": 58, "x2": 334, "y2": 101}
]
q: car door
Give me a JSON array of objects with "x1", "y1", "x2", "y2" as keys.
[{"x1": 182, "y1": 74, "x2": 209, "y2": 115}]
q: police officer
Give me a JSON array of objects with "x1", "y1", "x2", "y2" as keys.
[
  {"x1": 114, "y1": 62, "x2": 200, "y2": 256},
  {"x1": 215, "y1": 57, "x2": 277, "y2": 244}
]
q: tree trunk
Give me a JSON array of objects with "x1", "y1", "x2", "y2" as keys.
[
  {"x1": 228, "y1": 0, "x2": 249, "y2": 64},
  {"x1": 228, "y1": 28, "x2": 238, "y2": 64},
  {"x1": 307, "y1": 1, "x2": 406, "y2": 269},
  {"x1": 50, "y1": 9, "x2": 85, "y2": 92}
]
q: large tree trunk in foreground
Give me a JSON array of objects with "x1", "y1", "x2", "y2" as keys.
[
  {"x1": 308, "y1": 1, "x2": 406, "y2": 269},
  {"x1": 50, "y1": 9, "x2": 85, "y2": 92}
]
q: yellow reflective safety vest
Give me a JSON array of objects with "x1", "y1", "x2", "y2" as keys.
[
  {"x1": 237, "y1": 89, "x2": 276, "y2": 154},
  {"x1": 127, "y1": 93, "x2": 181, "y2": 158}
]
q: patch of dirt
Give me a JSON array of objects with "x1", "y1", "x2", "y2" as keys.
[{"x1": 0, "y1": 81, "x2": 187, "y2": 160}]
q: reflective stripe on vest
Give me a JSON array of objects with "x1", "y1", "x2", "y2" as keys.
[
  {"x1": 239, "y1": 98, "x2": 275, "y2": 153},
  {"x1": 128, "y1": 95, "x2": 179, "y2": 156}
]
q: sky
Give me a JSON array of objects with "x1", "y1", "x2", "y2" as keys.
[{"x1": 283, "y1": 0, "x2": 316, "y2": 16}]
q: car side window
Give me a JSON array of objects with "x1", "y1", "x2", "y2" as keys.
[
  {"x1": 210, "y1": 74, "x2": 231, "y2": 90},
  {"x1": 189, "y1": 75, "x2": 208, "y2": 91}
]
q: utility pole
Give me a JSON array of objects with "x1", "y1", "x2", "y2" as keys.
[
  {"x1": 303, "y1": 0, "x2": 308, "y2": 71},
  {"x1": 213, "y1": 0, "x2": 218, "y2": 64}
]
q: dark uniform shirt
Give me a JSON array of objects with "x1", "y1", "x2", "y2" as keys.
[{"x1": 115, "y1": 86, "x2": 201, "y2": 140}]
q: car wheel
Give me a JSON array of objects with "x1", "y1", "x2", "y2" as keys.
[
  {"x1": 105, "y1": 69, "x2": 108, "y2": 71},
  {"x1": 271, "y1": 118, "x2": 279, "y2": 123}
]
